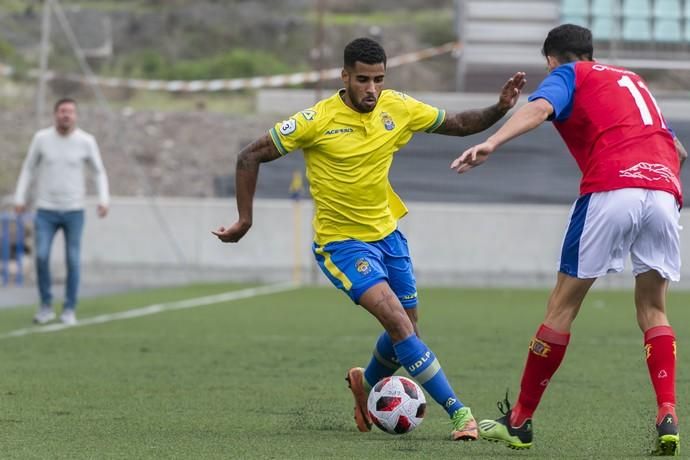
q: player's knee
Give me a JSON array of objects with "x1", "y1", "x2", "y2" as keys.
[{"x1": 384, "y1": 305, "x2": 415, "y2": 341}]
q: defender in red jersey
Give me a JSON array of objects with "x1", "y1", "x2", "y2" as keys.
[{"x1": 451, "y1": 24, "x2": 687, "y2": 456}]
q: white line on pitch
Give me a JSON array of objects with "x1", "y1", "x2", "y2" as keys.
[{"x1": 0, "y1": 282, "x2": 298, "y2": 340}]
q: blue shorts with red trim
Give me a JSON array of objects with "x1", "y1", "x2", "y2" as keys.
[{"x1": 312, "y1": 229, "x2": 418, "y2": 308}]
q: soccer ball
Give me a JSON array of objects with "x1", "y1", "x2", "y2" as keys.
[{"x1": 367, "y1": 376, "x2": 426, "y2": 434}]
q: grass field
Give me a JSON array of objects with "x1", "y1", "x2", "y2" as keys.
[{"x1": 1, "y1": 283, "x2": 688, "y2": 459}]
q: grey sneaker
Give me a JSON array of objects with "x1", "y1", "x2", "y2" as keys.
[
  {"x1": 59, "y1": 309, "x2": 77, "y2": 326},
  {"x1": 33, "y1": 306, "x2": 56, "y2": 324}
]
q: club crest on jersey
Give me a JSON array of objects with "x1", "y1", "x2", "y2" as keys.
[
  {"x1": 355, "y1": 258, "x2": 371, "y2": 275},
  {"x1": 529, "y1": 338, "x2": 551, "y2": 357},
  {"x1": 279, "y1": 118, "x2": 297, "y2": 135},
  {"x1": 381, "y1": 112, "x2": 395, "y2": 131}
]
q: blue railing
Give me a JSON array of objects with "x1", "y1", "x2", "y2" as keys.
[{"x1": 0, "y1": 212, "x2": 30, "y2": 287}]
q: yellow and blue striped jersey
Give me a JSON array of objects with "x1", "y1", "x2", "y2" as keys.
[{"x1": 269, "y1": 89, "x2": 445, "y2": 245}]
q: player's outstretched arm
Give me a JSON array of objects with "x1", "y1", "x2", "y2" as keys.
[
  {"x1": 450, "y1": 98, "x2": 552, "y2": 174},
  {"x1": 434, "y1": 72, "x2": 526, "y2": 136},
  {"x1": 212, "y1": 134, "x2": 281, "y2": 243},
  {"x1": 674, "y1": 136, "x2": 687, "y2": 167}
]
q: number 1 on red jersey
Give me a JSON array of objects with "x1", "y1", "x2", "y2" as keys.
[{"x1": 617, "y1": 75, "x2": 667, "y2": 129}]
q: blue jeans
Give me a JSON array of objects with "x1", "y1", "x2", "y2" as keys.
[{"x1": 34, "y1": 209, "x2": 85, "y2": 310}]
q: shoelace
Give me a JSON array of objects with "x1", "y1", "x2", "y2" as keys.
[{"x1": 496, "y1": 389, "x2": 512, "y2": 416}]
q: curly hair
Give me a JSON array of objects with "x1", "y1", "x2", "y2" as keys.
[
  {"x1": 542, "y1": 24, "x2": 593, "y2": 63},
  {"x1": 344, "y1": 37, "x2": 387, "y2": 68}
]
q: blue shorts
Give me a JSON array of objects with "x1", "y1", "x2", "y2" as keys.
[{"x1": 313, "y1": 229, "x2": 418, "y2": 308}]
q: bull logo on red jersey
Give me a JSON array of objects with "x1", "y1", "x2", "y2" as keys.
[{"x1": 619, "y1": 162, "x2": 681, "y2": 193}]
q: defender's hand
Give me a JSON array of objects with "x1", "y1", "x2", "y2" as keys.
[
  {"x1": 212, "y1": 221, "x2": 251, "y2": 243},
  {"x1": 450, "y1": 141, "x2": 496, "y2": 174}
]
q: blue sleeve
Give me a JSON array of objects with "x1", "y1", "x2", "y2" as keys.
[{"x1": 528, "y1": 63, "x2": 576, "y2": 122}]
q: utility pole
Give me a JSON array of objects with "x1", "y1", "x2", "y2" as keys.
[
  {"x1": 36, "y1": 0, "x2": 52, "y2": 128},
  {"x1": 308, "y1": 0, "x2": 326, "y2": 284},
  {"x1": 314, "y1": 0, "x2": 325, "y2": 103},
  {"x1": 454, "y1": 0, "x2": 466, "y2": 92}
]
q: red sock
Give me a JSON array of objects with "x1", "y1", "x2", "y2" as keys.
[
  {"x1": 511, "y1": 324, "x2": 570, "y2": 427},
  {"x1": 644, "y1": 325, "x2": 676, "y2": 417}
]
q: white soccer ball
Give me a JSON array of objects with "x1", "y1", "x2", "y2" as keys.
[{"x1": 367, "y1": 375, "x2": 426, "y2": 434}]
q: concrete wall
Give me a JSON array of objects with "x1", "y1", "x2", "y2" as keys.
[
  {"x1": 26, "y1": 196, "x2": 690, "y2": 289},
  {"x1": 256, "y1": 89, "x2": 690, "y2": 121}
]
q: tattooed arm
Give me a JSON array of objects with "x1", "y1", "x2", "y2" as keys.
[
  {"x1": 434, "y1": 72, "x2": 526, "y2": 136},
  {"x1": 434, "y1": 104, "x2": 510, "y2": 136},
  {"x1": 212, "y1": 134, "x2": 282, "y2": 243}
]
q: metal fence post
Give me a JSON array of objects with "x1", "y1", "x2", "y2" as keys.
[
  {"x1": 1, "y1": 213, "x2": 9, "y2": 286},
  {"x1": 16, "y1": 214, "x2": 24, "y2": 286}
]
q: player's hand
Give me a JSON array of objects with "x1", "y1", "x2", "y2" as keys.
[
  {"x1": 14, "y1": 205, "x2": 26, "y2": 215},
  {"x1": 497, "y1": 72, "x2": 527, "y2": 111},
  {"x1": 212, "y1": 220, "x2": 251, "y2": 243},
  {"x1": 450, "y1": 141, "x2": 496, "y2": 174},
  {"x1": 97, "y1": 204, "x2": 108, "y2": 218}
]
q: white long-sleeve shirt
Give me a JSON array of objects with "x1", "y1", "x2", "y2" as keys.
[{"x1": 14, "y1": 127, "x2": 110, "y2": 211}]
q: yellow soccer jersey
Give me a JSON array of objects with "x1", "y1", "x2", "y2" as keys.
[{"x1": 269, "y1": 89, "x2": 445, "y2": 245}]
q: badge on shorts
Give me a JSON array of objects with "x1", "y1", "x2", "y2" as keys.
[{"x1": 355, "y1": 258, "x2": 371, "y2": 275}]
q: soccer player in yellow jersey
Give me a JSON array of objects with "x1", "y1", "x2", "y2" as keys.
[{"x1": 213, "y1": 37, "x2": 526, "y2": 440}]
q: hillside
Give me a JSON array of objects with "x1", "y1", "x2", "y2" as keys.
[{"x1": 0, "y1": 0, "x2": 457, "y2": 90}]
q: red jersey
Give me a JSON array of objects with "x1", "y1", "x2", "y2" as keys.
[{"x1": 529, "y1": 61, "x2": 682, "y2": 205}]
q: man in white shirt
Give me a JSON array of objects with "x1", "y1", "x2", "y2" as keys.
[{"x1": 14, "y1": 98, "x2": 109, "y2": 325}]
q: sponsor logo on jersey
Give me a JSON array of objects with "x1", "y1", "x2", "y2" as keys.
[
  {"x1": 401, "y1": 292, "x2": 418, "y2": 301},
  {"x1": 529, "y1": 337, "x2": 551, "y2": 358},
  {"x1": 381, "y1": 112, "x2": 395, "y2": 131},
  {"x1": 324, "y1": 127, "x2": 354, "y2": 135},
  {"x1": 300, "y1": 110, "x2": 316, "y2": 121},
  {"x1": 355, "y1": 258, "x2": 371, "y2": 275},
  {"x1": 619, "y1": 162, "x2": 681, "y2": 193},
  {"x1": 279, "y1": 118, "x2": 297, "y2": 135}
]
